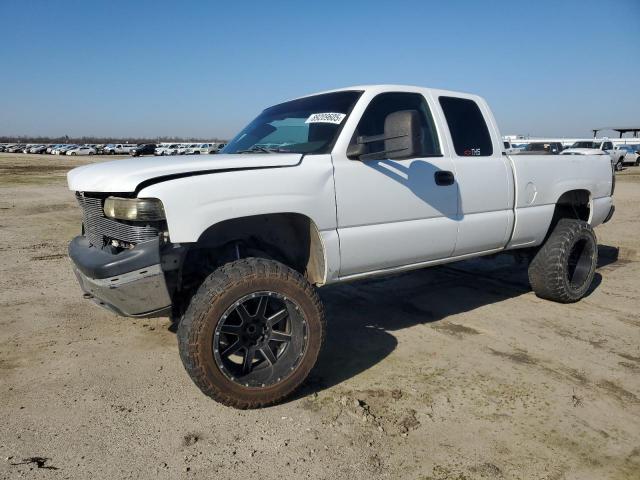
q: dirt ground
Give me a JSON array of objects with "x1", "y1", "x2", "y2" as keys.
[{"x1": 0, "y1": 152, "x2": 639, "y2": 480}]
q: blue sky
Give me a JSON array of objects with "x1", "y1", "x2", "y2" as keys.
[{"x1": 1, "y1": 0, "x2": 638, "y2": 139}]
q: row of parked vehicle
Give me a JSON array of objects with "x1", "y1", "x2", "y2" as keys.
[
  {"x1": 153, "y1": 143, "x2": 227, "y2": 156},
  {"x1": 504, "y1": 139, "x2": 640, "y2": 170},
  {"x1": 0, "y1": 143, "x2": 96, "y2": 155},
  {"x1": 0, "y1": 142, "x2": 228, "y2": 156}
]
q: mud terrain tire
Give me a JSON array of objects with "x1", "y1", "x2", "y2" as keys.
[
  {"x1": 178, "y1": 258, "x2": 325, "y2": 409},
  {"x1": 528, "y1": 218, "x2": 598, "y2": 303}
]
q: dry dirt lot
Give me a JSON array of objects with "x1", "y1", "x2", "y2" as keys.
[{"x1": 0, "y1": 153, "x2": 639, "y2": 480}]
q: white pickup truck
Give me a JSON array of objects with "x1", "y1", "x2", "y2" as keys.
[
  {"x1": 562, "y1": 139, "x2": 626, "y2": 170},
  {"x1": 67, "y1": 85, "x2": 615, "y2": 408},
  {"x1": 103, "y1": 144, "x2": 138, "y2": 155}
]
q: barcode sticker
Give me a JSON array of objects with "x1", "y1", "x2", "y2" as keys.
[{"x1": 305, "y1": 113, "x2": 346, "y2": 124}]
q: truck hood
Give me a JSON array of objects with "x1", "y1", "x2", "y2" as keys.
[
  {"x1": 560, "y1": 148, "x2": 606, "y2": 155},
  {"x1": 67, "y1": 153, "x2": 303, "y2": 193}
]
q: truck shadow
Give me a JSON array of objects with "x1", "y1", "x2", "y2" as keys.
[
  {"x1": 293, "y1": 244, "x2": 619, "y2": 400},
  {"x1": 365, "y1": 159, "x2": 461, "y2": 219}
]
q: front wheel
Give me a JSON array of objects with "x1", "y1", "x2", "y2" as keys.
[
  {"x1": 528, "y1": 218, "x2": 597, "y2": 303},
  {"x1": 177, "y1": 258, "x2": 325, "y2": 408}
]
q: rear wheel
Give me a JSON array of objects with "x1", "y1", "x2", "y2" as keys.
[
  {"x1": 178, "y1": 258, "x2": 325, "y2": 408},
  {"x1": 528, "y1": 218, "x2": 598, "y2": 303}
]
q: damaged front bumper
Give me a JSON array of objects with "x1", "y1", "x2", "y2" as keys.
[{"x1": 69, "y1": 236, "x2": 174, "y2": 318}]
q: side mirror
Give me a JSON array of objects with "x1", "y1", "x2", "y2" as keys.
[
  {"x1": 349, "y1": 109, "x2": 422, "y2": 161},
  {"x1": 382, "y1": 110, "x2": 422, "y2": 160}
]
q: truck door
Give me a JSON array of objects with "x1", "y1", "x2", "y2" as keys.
[
  {"x1": 332, "y1": 91, "x2": 459, "y2": 277},
  {"x1": 602, "y1": 141, "x2": 615, "y2": 162},
  {"x1": 436, "y1": 96, "x2": 514, "y2": 256}
]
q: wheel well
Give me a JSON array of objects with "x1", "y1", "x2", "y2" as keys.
[
  {"x1": 545, "y1": 189, "x2": 591, "y2": 238},
  {"x1": 181, "y1": 213, "x2": 326, "y2": 289}
]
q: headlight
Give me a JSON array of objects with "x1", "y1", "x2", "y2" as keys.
[{"x1": 103, "y1": 197, "x2": 165, "y2": 221}]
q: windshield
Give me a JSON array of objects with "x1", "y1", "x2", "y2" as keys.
[
  {"x1": 571, "y1": 141, "x2": 598, "y2": 149},
  {"x1": 223, "y1": 90, "x2": 363, "y2": 154}
]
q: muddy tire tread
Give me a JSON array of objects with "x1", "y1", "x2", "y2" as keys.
[
  {"x1": 528, "y1": 218, "x2": 597, "y2": 303},
  {"x1": 177, "y1": 257, "x2": 325, "y2": 409}
]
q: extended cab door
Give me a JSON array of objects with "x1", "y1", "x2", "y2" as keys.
[
  {"x1": 435, "y1": 95, "x2": 514, "y2": 256},
  {"x1": 332, "y1": 91, "x2": 459, "y2": 277}
]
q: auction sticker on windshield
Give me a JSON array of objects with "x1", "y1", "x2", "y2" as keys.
[{"x1": 305, "y1": 113, "x2": 346, "y2": 124}]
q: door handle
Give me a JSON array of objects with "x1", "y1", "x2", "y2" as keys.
[{"x1": 434, "y1": 170, "x2": 455, "y2": 186}]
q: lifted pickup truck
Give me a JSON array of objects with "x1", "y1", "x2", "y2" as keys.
[{"x1": 67, "y1": 85, "x2": 615, "y2": 408}]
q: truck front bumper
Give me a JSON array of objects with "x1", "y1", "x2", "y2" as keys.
[{"x1": 68, "y1": 236, "x2": 172, "y2": 318}]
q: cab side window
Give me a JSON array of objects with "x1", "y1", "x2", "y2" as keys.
[
  {"x1": 439, "y1": 96, "x2": 493, "y2": 157},
  {"x1": 352, "y1": 92, "x2": 441, "y2": 157},
  {"x1": 603, "y1": 142, "x2": 613, "y2": 151}
]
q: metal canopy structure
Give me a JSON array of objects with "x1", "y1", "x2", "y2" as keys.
[{"x1": 592, "y1": 127, "x2": 640, "y2": 138}]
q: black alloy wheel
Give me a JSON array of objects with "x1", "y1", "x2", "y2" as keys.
[{"x1": 213, "y1": 291, "x2": 307, "y2": 388}]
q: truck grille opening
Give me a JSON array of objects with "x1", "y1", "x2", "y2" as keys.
[{"x1": 75, "y1": 193, "x2": 160, "y2": 247}]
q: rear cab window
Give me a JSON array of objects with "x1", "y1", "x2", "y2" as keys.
[{"x1": 439, "y1": 96, "x2": 493, "y2": 157}]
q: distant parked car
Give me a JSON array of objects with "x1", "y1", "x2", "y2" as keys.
[
  {"x1": 6, "y1": 144, "x2": 26, "y2": 153},
  {"x1": 176, "y1": 144, "x2": 196, "y2": 155},
  {"x1": 185, "y1": 143, "x2": 215, "y2": 155},
  {"x1": 213, "y1": 142, "x2": 227, "y2": 153},
  {"x1": 66, "y1": 146, "x2": 96, "y2": 156},
  {"x1": 131, "y1": 144, "x2": 157, "y2": 156},
  {"x1": 563, "y1": 140, "x2": 625, "y2": 170},
  {"x1": 53, "y1": 145, "x2": 77, "y2": 155},
  {"x1": 103, "y1": 144, "x2": 137, "y2": 155},
  {"x1": 516, "y1": 142, "x2": 563, "y2": 155},
  {"x1": 30, "y1": 145, "x2": 48, "y2": 154},
  {"x1": 117, "y1": 144, "x2": 137, "y2": 155},
  {"x1": 155, "y1": 144, "x2": 180, "y2": 156},
  {"x1": 46, "y1": 144, "x2": 62, "y2": 154},
  {"x1": 63, "y1": 145, "x2": 80, "y2": 154},
  {"x1": 502, "y1": 140, "x2": 520, "y2": 154},
  {"x1": 616, "y1": 144, "x2": 640, "y2": 166},
  {"x1": 560, "y1": 149, "x2": 609, "y2": 157}
]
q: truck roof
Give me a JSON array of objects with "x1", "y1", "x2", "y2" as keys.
[{"x1": 292, "y1": 84, "x2": 483, "y2": 103}]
